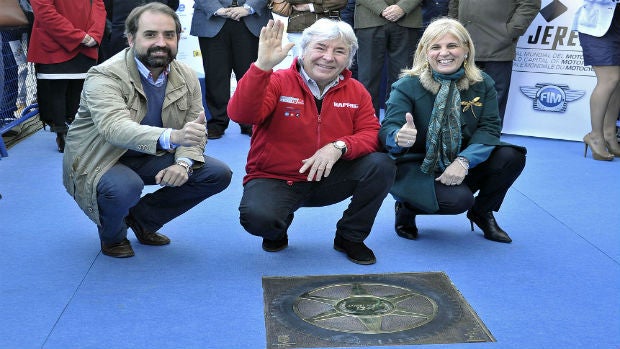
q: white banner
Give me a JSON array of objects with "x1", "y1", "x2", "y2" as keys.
[
  {"x1": 503, "y1": 0, "x2": 595, "y2": 141},
  {"x1": 176, "y1": 0, "x2": 204, "y2": 77}
]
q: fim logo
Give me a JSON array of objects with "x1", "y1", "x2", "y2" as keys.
[{"x1": 520, "y1": 83, "x2": 585, "y2": 112}]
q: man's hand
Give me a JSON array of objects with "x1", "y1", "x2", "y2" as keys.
[
  {"x1": 255, "y1": 19, "x2": 295, "y2": 71},
  {"x1": 299, "y1": 143, "x2": 342, "y2": 181},
  {"x1": 170, "y1": 112, "x2": 207, "y2": 147},
  {"x1": 215, "y1": 7, "x2": 231, "y2": 17},
  {"x1": 155, "y1": 163, "x2": 189, "y2": 187},
  {"x1": 382, "y1": 5, "x2": 405, "y2": 22},
  {"x1": 228, "y1": 6, "x2": 250, "y2": 21},
  {"x1": 395, "y1": 112, "x2": 417, "y2": 147}
]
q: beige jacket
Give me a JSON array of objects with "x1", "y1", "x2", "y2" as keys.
[{"x1": 62, "y1": 48, "x2": 206, "y2": 225}]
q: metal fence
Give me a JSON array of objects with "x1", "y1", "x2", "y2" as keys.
[{"x1": 1, "y1": 26, "x2": 38, "y2": 157}]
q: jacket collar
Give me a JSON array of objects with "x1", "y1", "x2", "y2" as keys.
[{"x1": 419, "y1": 68, "x2": 471, "y2": 94}]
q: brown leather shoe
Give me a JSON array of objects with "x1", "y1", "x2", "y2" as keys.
[
  {"x1": 125, "y1": 215, "x2": 171, "y2": 245},
  {"x1": 101, "y1": 238, "x2": 135, "y2": 258}
]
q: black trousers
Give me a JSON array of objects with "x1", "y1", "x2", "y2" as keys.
[
  {"x1": 476, "y1": 61, "x2": 513, "y2": 124},
  {"x1": 408, "y1": 147, "x2": 526, "y2": 215},
  {"x1": 356, "y1": 23, "x2": 418, "y2": 117},
  {"x1": 36, "y1": 79, "x2": 83, "y2": 133},
  {"x1": 238, "y1": 153, "x2": 396, "y2": 242},
  {"x1": 198, "y1": 20, "x2": 258, "y2": 134}
]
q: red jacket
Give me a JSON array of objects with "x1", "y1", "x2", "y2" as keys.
[
  {"x1": 28, "y1": 0, "x2": 106, "y2": 64},
  {"x1": 228, "y1": 59, "x2": 381, "y2": 184}
]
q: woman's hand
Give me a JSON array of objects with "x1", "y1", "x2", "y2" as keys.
[
  {"x1": 395, "y1": 112, "x2": 417, "y2": 147},
  {"x1": 435, "y1": 161, "x2": 467, "y2": 186},
  {"x1": 255, "y1": 20, "x2": 295, "y2": 71}
]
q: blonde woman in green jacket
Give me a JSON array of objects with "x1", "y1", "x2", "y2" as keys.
[{"x1": 379, "y1": 18, "x2": 526, "y2": 243}]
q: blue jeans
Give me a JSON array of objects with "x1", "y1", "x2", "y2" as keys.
[
  {"x1": 239, "y1": 152, "x2": 396, "y2": 242},
  {"x1": 96, "y1": 153, "x2": 232, "y2": 243}
]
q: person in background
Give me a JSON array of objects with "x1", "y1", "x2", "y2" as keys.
[
  {"x1": 100, "y1": 0, "x2": 179, "y2": 62},
  {"x1": 419, "y1": 0, "x2": 448, "y2": 36},
  {"x1": 354, "y1": 0, "x2": 422, "y2": 118},
  {"x1": 284, "y1": 0, "x2": 347, "y2": 58},
  {"x1": 190, "y1": 0, "x2": 271, "y2": 140},
  {"x1": 379, "y1": 18, "x2": 526, "y2": 244},
  {"x1": 573, "y1": 0, "x2": 620, "y2": 160},
  {"x1": 28, "y1": 0, "x2": 107, "y2": 152},
  {"x1": 339, "y1": 0, "x2": 357, "y2": 79},
  {"x1": 448, "y1": 0, "x2": 540, "y2": 125},
  {"x1": 228, "y1": 19, "x2": 396, "y2": 265},
  {"x1": 62, "y1": 3, "x2": 232, "y2": 258}
]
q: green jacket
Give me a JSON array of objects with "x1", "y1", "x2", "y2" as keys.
[
  {"x1": 379, "y1": 71, "x2": 524, "y2": 212},
  {"x1": 62, "y1": 48, "x2": 206, "y2": 225},
  {"x1": 354, "y1": 0, "x2": 423, "y2": 29}
]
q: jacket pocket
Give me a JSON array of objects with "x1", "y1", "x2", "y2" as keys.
[{"x1": 175, "y1": 95, "x2": 189, "y2": 111}]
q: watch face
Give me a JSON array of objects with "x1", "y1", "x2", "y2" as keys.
[{"x1": 335, "y1": 141, "x2": 346, "y2": 148}]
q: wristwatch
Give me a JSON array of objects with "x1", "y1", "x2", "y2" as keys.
[
  {"x1": 332, "y1": 140, "x2": 347, "y2": 155},
  {"x1": 175, "y1": 160, "x2": 193, "y2": 176}
]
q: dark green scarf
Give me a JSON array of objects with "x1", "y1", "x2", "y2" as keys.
[{"x1": 420, "y1": 68, "x2": 464, "y2": 174}]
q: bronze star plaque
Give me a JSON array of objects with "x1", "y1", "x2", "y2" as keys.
[{"x1": 262, "y1": 272, "x2": 494, "y2": 348}]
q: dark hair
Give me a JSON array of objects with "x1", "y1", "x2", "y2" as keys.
[{"x1": 124, "y1": 2, "x2": 182, "y2": 39}]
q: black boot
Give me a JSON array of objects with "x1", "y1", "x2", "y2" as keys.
[
  {"x1": 55, "y1": 132, "x2": 66, "y2": 153},
  {"x1": 395, "y1": 201, "x2": 418, "y2": 240},
  {"x1": 467, "y1": 210, "x2": 512, "y2": 243}
]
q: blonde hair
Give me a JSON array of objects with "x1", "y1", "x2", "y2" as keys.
[{"x1": 401, "y1": 17, "x2": 482, "y2": 83}]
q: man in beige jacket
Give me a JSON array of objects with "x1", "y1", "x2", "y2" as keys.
[{"x1": 63, "y1": 3, "x2": 232, "y2": 258}]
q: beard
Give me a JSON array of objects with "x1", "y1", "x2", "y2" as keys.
[{"x1": 136, "y1": 46, "x2": 176, "y2": 68}]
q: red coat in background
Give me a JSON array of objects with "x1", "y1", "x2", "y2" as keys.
[{"x1": 27, "y1": 0, "x2": 107, "y2": 64}]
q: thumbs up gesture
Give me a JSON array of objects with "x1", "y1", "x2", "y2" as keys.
[
  {"x1": 395, "y1": 112, "x2": 417, "y2": 148},
  {"x1": 170, "y1": 111, "x2": 207, "y2": 147}
]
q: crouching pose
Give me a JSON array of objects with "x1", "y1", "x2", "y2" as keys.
[
  {"x1": 380, "y1": 18, "x2": 526, "y2": 243},
  {"x1": 63, "y1": 3, "x2": 232, "y2": 257},
  {"x1": 228, "y1": 19, "x2": 396, "y2": 264}
]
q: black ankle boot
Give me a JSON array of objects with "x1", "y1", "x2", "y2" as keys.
[
  {"x1": 467, "y1": 210, "x2": 512, "y2": 243},
  {"x1": 55, "y1": 132, "x2": 66, "y2": 153},
  {"x1": 395, "y1": 201, "x2": 418, "y2": 240}
]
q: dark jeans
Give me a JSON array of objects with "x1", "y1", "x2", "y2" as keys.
[
  {"x1": 410, "y1": 147, "x2": 526, "y2": 215},
  {"x1": 96, "y1": 153, "x2": 232, "y2": 243},
  {"x1": 239, "y1": 152, "x2": 396, "y2": 242}
]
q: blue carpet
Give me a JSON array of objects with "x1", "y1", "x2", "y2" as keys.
[{"x1": 0, "y1": 129, "x2": 618, "y2": 349}]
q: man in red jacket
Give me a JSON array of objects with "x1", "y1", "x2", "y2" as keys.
[{"x1": 227, "y1": 19, "x2": 396, "y2": 265}]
